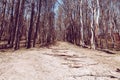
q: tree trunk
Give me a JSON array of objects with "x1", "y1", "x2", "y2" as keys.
[
  {"x1": 80, "y1": 0, "x2": 85, "y2": 47},
  {"x1": 0, "y1": 0, "x2": 7, "y2": 40},
  {"x1": 33, "y1": 0, "x2": 42, "y2": 47},
  {"x1": 27, "y1": 1, "x2": 35, "y2": 48},
  {"x1": 8, "y1": 0, "x2": 14, "y2": 45},
  {"x1": 14, "y1": 0, "x2": 25, "y2": 50},
  {"x1": 10, "y1": 0, "x2": 21, "y2": 47}
]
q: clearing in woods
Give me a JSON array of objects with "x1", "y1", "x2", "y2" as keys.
[{"x1": 0, "y1": 42, "x2": 120, "y2": 80}]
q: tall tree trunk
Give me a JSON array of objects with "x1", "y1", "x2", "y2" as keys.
[
  {"x1": 90, "y1": 2, "x2": 96, "y2": 49},
  {"x1": 27, "y1": 1, "x2": 35, "y2": 48},
  {"x1": 14, "y1": 0, "x2": 25, "y2": 50},
  {"x1": 95, "y1": 0, "x2": 100, "y2": 48},
  {"x1": 33, "y1": 0, "x2": 42, "y2": 47},
  {"x1": 10, "y1": 0, "x2": 21, "y2": 47},
  {"x1": 0, "y1": 0, "x2": 7, "y2": 40},
  {"x1": 80, "y1": 0, "x2": 85, "y2": 47},
  {"x1": 8, "y1": 0, "x2": 14, "y2": 45}
]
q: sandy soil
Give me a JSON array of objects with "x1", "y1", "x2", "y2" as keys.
[{"x1": 0, "y1": 42, "x2": 120, "y2": 80}]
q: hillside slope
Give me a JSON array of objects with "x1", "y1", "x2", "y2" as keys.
[{"x1": 0, "y1": 42, "x2": 120, "y2": 80}]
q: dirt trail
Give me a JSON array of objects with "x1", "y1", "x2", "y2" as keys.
[{"x1": 0, "y1": 42, "x2": 120, "y2": 80}]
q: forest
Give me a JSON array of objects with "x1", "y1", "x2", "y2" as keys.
[
  {"x1": 0, "y1": 0, "x2": 120, "y2": 50},
  {"x1": 0, "y1": 0, "x2": 120, "y2": 80}
]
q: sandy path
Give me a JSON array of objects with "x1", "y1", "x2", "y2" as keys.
[{"x1": 0, "y1": 42, "x2": 120, "y2": 80}]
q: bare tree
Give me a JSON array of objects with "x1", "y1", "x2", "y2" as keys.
[
  {"x1": 27, "y1": 0, "x2": 35, "y2": 48},
  {"x1": 33, "y1": 0, "x2": 42, "y2": 47},
  {"x1": 14, "y1": 0, "x2": 25, "y2": 50}
]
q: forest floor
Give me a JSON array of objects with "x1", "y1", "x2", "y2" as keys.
[{"x1": 0, "y1": 42, "x2": 120, "y2": 80}]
